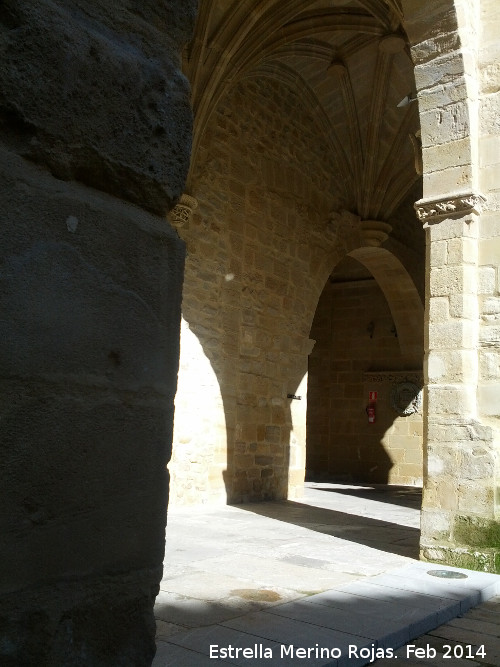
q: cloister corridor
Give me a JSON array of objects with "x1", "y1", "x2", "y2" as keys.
[{"x1": 3, "y1": 0, "x2": 500, "y2": 663}]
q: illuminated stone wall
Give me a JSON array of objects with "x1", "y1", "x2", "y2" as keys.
[
  {"x1": 169, "y1": 71, "x2": 425, "y2": 505},
  {"x1": 169, "y1": 75, "x2": 344, "y2": 504},
  {"x1": 405, "y1": 0, "x2": 500, "y2": 571}
]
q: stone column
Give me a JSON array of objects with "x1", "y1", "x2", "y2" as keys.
[
  {"x1": 417, "y1": 195, "x2": 499, "y2": 572},
  {"x1": 404, "y1": 0, "x2": 499, "y2": 572},
  {"x1": 0, "y1": 1, "x2": 195, "y2": 664}
]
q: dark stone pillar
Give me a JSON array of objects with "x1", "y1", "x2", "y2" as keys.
[{"x1": 0, "y1": 1, "x2": 196, "y2": 663}]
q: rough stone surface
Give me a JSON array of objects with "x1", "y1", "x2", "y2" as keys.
[
  {"x1": 0, "y1": 0, "x2": 193, "y2": 663},
  {"x1": 0, "y1": 0, "x2": 196, "y2": 214},
  {"x1": 0, "y1": 147, "x2": 186, "y2": 664}
]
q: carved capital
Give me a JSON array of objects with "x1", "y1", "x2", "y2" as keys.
[
  {"x1": 168, "y1": 194, "x2": 198, "y2": 227},
  {"x1": 327, "y1": 60, "x2": 347, "y2": 76},
  {"x1": 414, "y1": 192, "x2": 486, "y2": 224},
  {"x1": 379, "y1": 34, "x2": 406, "y2": 53},
  {"x1": 326, "y1": 211, "x2": 392, "y2": 248}
]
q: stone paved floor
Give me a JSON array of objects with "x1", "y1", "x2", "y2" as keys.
[
  {"x1": 374, "y1": 595, "x2": 500, "y2": 666},
  {"x1": 154, "y1": 483, "x2": 500, "y2": 666}
]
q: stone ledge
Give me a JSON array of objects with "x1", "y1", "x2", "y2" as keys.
[
  {"x1": 415, "y1": 192, "x2": 486, "y2": 224},
  {"x1": 363, "y1": 370, "x2": 423, "y2": 384}
]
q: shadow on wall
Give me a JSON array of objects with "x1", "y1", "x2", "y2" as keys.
[
  {"x1": 306, "y1": 374, "x2": 396, "y2": 484},
  {"x1": 169, "y1": 311, "x2": 304, "y2": 505},
  {"x1": 306, "y1": 256, "x2": 424, "y2": 487},
  {"x1": 169, "y1": 253, "x2": 424, "y2": 505}
]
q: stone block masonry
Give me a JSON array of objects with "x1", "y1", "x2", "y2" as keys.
[
  {"x1": 169, "y1": 65, "x2": 426, "y2": 503},
  {"x1": 409, "y1": 0, "x2": 500, "y2": 573},
  {"x1": 0, "y1": 0, "x2": 194, "y2": 663},
  {"x1": 169, "y1": 74, "x2": 345, "y2": 504},
  {"x1": 308, "y1": 271, "x2": 424, "y2": 486},
  {"x1": 171, "y1": 0, "x2": 500, "y2": 578}
]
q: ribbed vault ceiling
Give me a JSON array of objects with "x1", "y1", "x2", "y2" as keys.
[{"x1": 184, "y1": 0, "x2": 420, "y2": 221}]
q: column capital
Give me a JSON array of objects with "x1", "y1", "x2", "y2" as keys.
[
  {"x1": 360, "y1": 220, "x2": 392, "y2": 247},
  {"x1": 168, "y1": 193, "x2": 198, "y2": 227},
  {"x1": 415, "y1": 192, "x2": 486, "y2": 225}
]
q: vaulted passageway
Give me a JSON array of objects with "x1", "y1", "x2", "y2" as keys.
[
  {"x1": 307, "y1": 251, "x2": 424, "y2": 486},
  {"x1": 169, "y1": 0, "x2": 423, "y2": 508},
  {"x1": 170, "y1": 0, "x2": 500, "y2": 577},
  {"x1": 3, "y1": 0, "x2": 500, "y2": 663}
]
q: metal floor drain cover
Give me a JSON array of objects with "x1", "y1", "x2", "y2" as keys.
[{"x1": 427, "y1": 569, "x2": 468, "y2": 579}]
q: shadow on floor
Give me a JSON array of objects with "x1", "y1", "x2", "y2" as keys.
[
  {"x1": 153, "y1": 581, "x2": 474, "y2": 666},
  {"x1": 235, "y1": 497, "x2": 419, "y2": 558},
  {"x1": 310, "y1": 483, "x2": 422, "y2": 510}
]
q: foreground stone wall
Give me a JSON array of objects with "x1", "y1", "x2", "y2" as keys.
[
  {"x1": 0, "y1": 0, "x2": 194, "y2": 663},
  {"x1": 308, "y1": 274, "x2": 423, "y2": 486}
]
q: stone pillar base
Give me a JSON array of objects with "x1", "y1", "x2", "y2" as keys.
[
  {"x1": 420, "y1": 545, "x2": 500, "y2": 574},
  {"x1": 0, "y1": 569, "x2": 160, "y2": 666}
]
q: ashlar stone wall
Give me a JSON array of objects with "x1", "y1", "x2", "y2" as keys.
[
  {"x1": 478, "y1": 0, "x2": 500, "y2": 438},
  {"x1": 308, "y1": 264, "x2": 423, "y2": 486},
  {"x1": 169, "y1": 74, "x2": 348, "y2": 504},
  {"x1": 169, "y1": 65, "x2": 426, "y2": 506}
]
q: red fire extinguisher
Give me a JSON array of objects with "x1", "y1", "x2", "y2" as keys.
[{"x1": 366, "y1": 404, "x2": 376, "y2": 423}]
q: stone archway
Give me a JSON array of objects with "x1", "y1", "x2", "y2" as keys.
[
  {"x1": 174, "y1": 0, "x2": 425, "y2": 509},
  {"x1": 306, "y1": 243, "x2": 425, "y2": 487},
  {"x1": 173, "y1": 0, "x2": 500, "y2": 571},
  {"x1": 349, "y1": 246, "x2": 424, "y2": 367},
  {"x1": 2, "y1": 1, "x2": 500, "y2": 663}
]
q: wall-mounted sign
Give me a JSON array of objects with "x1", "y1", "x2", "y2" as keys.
[
  {"x1": 390, "y1": 382, "x2": 422, "y2": 416},
  {"x1": 368, "y1": 391, "x2": 377, "y2": 402}
]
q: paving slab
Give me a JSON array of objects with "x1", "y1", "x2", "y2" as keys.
[
  {"x1": 155, "y1": 590, "x2": 272, "y2": 628},
  {"x1": 312, "y1": 579, "x2": 462, "y2": 622},
  {"x1": 222, "y1": 609, "x2": 374, "y2": 665},
  {"x1": 158, "y1": 570, "x2": 301, "y2": 604},
  {"x1": 373, "y1": 595, "x2": 500, "y2": 666},
  {"x1": 154, "y1": 483, "x2": 500, "y2": 666},
  {"x1": 155, "y1": 640, "x2": 237, "y2": 666},
  {"x1": 266, "y1": 596, "x2": 434, "y2": 648},
  {"x1": 364, "y1": 565, "x2": 500, "y2": 613},
  {"x1": 164, "y1": 624, "x2": 327, "y2": 667},
  {"x1": 183, "y1": 552, "x2": 359, "y2": 592}
]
